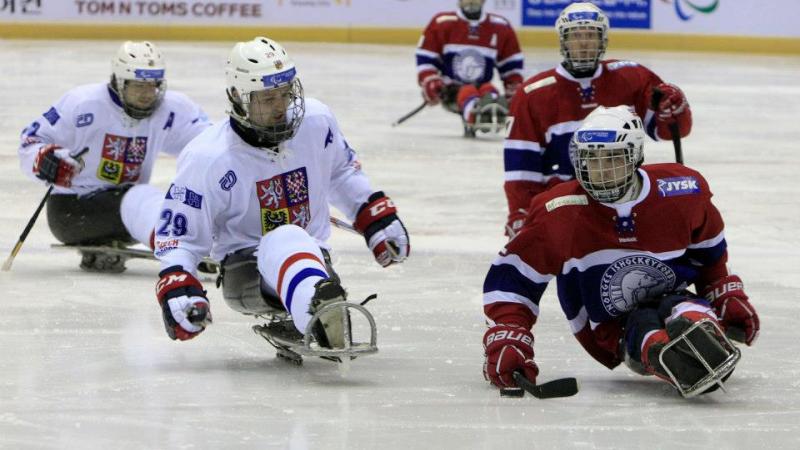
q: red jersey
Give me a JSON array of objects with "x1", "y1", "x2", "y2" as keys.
[
  {"x1": 415, "y1": 10, "x2": 523, "y2": 88},
  {"x1": 503, "y1": 61, "x2": 693, "y2": 218},
  {"x1": 484, "y1": 164, "x2": 728, "y2": 367}
]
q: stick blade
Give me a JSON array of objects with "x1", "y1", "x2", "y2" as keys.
[
  {"x1": 500, "y1": 387, "x2": 524, "y2": 398},
  {"x1": 1, "y1": 256, "x2": 12, "y2": 271},
  {"x1": 513, "y1": 371, "x2": 579, "y2": 399}
]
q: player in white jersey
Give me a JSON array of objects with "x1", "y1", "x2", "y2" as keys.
[
  {"x1": 17, "y1": 41, "x2": 211, "y2": 272},
  {"x1": 151, "y1": 37, "x2": 410, "y2": 361}
]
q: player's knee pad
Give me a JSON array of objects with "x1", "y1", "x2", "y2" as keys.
[
  {"x1": 120, "y1": 184, "x2": 163, "y2": 247},
  {"x1": 219, "y1": 247, "x2": 283, "y2": 315}
]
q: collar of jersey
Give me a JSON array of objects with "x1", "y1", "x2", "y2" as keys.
[{"x1": 556, "y1": 63, "x2": 604, "y2": 85}]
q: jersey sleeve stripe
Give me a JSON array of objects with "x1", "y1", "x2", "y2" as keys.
[
  {"x1": 483, "y1": 290, "x2": 541, "y2": 317},
  {"x1": 497, "y1": 52, "x2": 524, "y2": 67},
  {"x1": 493, "y1": 253, "x2": 553, "y2": 283},
  {"x1": 505, "y1": 149, "x2": 542, "y2": 172},
  {"x1": 415, "y1": 48, "x2": 440, "y2": 59},
  {"x1": 504, "y1": 139, "x2": 542, "y2": 153},
  {"x1": 687, "y1": 231, "x2": 725, "y2": 249}
]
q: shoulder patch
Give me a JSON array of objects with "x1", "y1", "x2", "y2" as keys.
[
  {"x1": 524, "y1": 76, "x2": 556, "y2": 94},
  {"x1": 43, "y1": 107, "x2": 60, "y2": 126},
  {"x1": 607, "y1": 61, "x2": 640, "y2": 71},
  {"x1": 546, "y1": 194, "x2": 588, "y2": 212},
  {"x1": 436, "y1": 14, "x2": 458, "y2": 24},
  {"x1": 656, "y1": 176, "x2": 701, "y2": 197}
]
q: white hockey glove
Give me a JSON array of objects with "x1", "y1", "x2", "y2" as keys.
[{"x1": 353, "y1": 192, "x2": 410, "y2": 267}]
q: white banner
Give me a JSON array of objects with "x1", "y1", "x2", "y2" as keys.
[{"x1": 1, "y1": 0, "x2": 798, "y2": 38}]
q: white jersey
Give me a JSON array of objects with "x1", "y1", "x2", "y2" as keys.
[
  {"x1": 154, "y1": 98, "x2": 373, "y2": 271},
  {"x1": 18, "y1": 83, "x2": 211, "y2": 196}
]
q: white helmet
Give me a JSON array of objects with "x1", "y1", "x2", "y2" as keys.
[
  {"x1": 556, "y1": 2, "x2": 609, "y2": 74},
  {"x1": 569, "y1": 106, "x2": 645, "y2": 203},
  {"x1": 110, "y1": 41, "x2": 166, "y2": 119},
  {"x1": 225, "y1": 37, "x2": 305, "y2": 149}
]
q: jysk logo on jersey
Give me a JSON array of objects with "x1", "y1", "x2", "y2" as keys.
[
  {"x1": 600, "y1": 255, "x2": 677, "y2": 316},
  {"x1": 97, "y1": 133, "x2": 148, "y2": 184},
  {"x1": 657, "y1": 176, "x2": 700, "y2": 197},
  {"x1": 256, "y1": 167, "x2": 311, "y2": 234}
]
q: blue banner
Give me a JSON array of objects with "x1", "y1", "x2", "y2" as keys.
[{"x1": 522, "y1": 0, "x2": 652, "y2": 29}]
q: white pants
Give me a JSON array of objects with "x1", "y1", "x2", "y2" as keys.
[
  {"x1": 257, "y1": 224, "x2": 330, "y2": 333},
  {"x1": 120, "y1": 184, "x2": 163, "y2": 248}
]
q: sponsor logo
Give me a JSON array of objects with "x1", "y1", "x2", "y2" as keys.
[
  {"x1": 261, "y1": 67, "x2": 296, "y2": 88},
  {"x1": 324, "y1": 128, "x2": 334, "y2": 148},
  {"x1": 452, "y1": 48, "x2": 486, "y2": 84},
  {"x1": 154, "y1": 239, "x2": 179, "y2": 257},
  {"x1": 134, "y1": 68, "x2": 165, "y2": 80},
  {"x1": 662, "y1": 0, "x2": 719, "y2": 21},
  {"x1": 76, "y1": 113, "x2": 94, "y2": 128},
  {"x1": 219, "y1": 170, "x2": 237, "y2": 191},
  {"x1": 256, "y1": 167, "x2": 310, "y2": 234},
  {"x1": 96, "y1": 134, "x2": 148, "y2": 184},
  {"x1": 166, "y1": 184, "x2": 203, "y2": 209},
  {"x1": 575, "y1": 130, "x2": 616, "y2": 143},
  {"x1": 600, "y1": 255, "x2": 677, "y2": 316},
  {"x1": 545, "y1": 194, "x2": 588, "y2": 212},
  {"x1": 607, "y1": 61, "x2": 640, "y2": 71},
  {"x1": 656, "y1": 176, "x2": 700, "y2": 197}
]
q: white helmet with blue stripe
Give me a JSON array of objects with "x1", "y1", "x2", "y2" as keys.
[
  {"x1": 225, "y1": 37, "x2": 305, "y2": 149},
  {"x1": 556, "y1": 2, "x2": 609, "y2": 74},
  {"x1": 110, "y1": 41, "x2": 166, "y2": 119},
  {"x1": 570, "y1": 105, "x2": 645, "y2": 202}
]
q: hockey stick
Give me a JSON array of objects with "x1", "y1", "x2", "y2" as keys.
[
  {"x1": 3, "y1": 146, "x2": 89, "y2": 271},
  {"x1": 651, "y1": 87, "x2": 684, "y2": 164},
  {"x1": 499, "y1": 371, "x2": 579, "y2": 399},
  {"x1": 391, "y1": 101, "x2": 427, "y2": 127}
]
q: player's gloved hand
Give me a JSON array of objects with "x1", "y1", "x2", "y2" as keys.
[
  {"x1": 32, "y1": 144, "x2": 84, "y2": 187},
  {"x1": 702, "y1": 275, "x2": 759, "y2": 346},
  {"x1": 421, "y1": 75, "x2": 444, "y2": 105},
  {"x1": 483, "y1": 324, "x2": 539, "y2": 388},
  {"x1": 156, "y1": 266, "x2": 212, "y2": 341},
  {"x1": 654, "y1": 83, "x2": 688, "y2": 125},
  {"x1": 354, "y1": 191, "x2": 410, "y2": 267},
  {"x1": 505, "y1": 208, "x2": 527, "y2": 239}
]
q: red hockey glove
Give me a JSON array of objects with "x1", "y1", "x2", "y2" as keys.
[
  {"x1": 505, "y1": 208, "x2": 527, "y2": 239},
  {"x1": 421, "y1": 74, "x2": 444, "y2": 105},
  {"x1": 654, "y1": 83, "x2": 688, "y2": 125},
  {"x1": 483, "y1": 324, "x2": 539, "y2": 388},
  {"x1": 702, "y1": 275, "x2": 759, "y2": 346},
  {"x1": 156, "y1": 266, "x2": 212, "y2": 341},
  {"x1": 354, "y1": 192, "x2": 409, "y2": 267},
  {"x1": 33, "y1": 144, "x2": 84, "y2": 187}
]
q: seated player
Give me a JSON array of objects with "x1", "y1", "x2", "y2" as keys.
[
  {"x1": 482, "y1": 106, "x2": 759, "y2": 397},
  {"x1": 17, "y1": 41, "x2": 210, "y2": 272},
  {"x1": 149, "y1": 37, "x2": 410, "y2": 362},
  {"x1": 415, "y1": 0, "x2": 523, "y2": 137}
]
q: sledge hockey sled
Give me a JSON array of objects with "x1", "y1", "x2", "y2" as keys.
[
  {"x1": 51, "y1": 243, "x2": 219, "y2": 273},
  {"x1": 252, "y1": 299, "x2": 378, "y2": 365},
  {"x1": 658, "y1": 318, "x2": 741, "y2": 398}
]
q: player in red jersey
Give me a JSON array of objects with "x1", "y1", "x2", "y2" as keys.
[
  {"x1": 415, "y1": 0, "x2": 524, "y2": 137},
  {"x1": 504, "y1": 2, "x2": 692, "y2": 236},
  {"x1": 482, "y1": 106, "x2": 759, "y2": 398}
]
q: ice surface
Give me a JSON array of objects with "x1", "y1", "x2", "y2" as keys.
[{"x1": 1, "y1": 40, "x2": 799, "y2": 449}]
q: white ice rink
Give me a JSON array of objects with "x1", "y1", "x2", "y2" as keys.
[{"x1": 1, "y1": 40, "x2": 799, "y2": 449}]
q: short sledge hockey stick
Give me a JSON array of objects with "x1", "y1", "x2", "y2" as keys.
[
  {"x1": 651, "y1": 87, "x2": 684, "y2": 165},
  {"x1": 500, "y1": 371, "x2": 579, "y2": 399},
  {"x1": 391, "y1": 101, "x2": 427, "y2": 127},
  {"x1": 3, "y1": 147, "x2": 89, "y2": 271}
]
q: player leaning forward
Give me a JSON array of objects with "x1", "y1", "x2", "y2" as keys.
[
  {"x1": 17, "y1": 41, "x2": 210, "y2": 272},
  {"x1": 151, "y1": 37, "x2": 410, "y2": 360},
  {"x1": 482, "y1": 106, "x2": 759, "y2": 397}
]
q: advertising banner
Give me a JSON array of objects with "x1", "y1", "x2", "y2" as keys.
[{"x1": 522, "y1": 0, "x2": 651, "y2": 30}]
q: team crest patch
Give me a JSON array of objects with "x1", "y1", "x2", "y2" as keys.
[
  {"x1": 256, "y1": 167, "x2": 311, "y2": 234},
  {"x1": 657, "y1": 176, "x2": 700, "y2": 197},
  {"x1": 452, "y1": 48, "x2": 486, "y2": 83},
  {"x1": 546, "y1": 194, "x2": 588, "y2": 212},
  {"x1": 97, "y1": 133, "x2": 148, "y2": 184},
  {"x1": 600, "y1": 255, "x2": 677, "y2": 316}
]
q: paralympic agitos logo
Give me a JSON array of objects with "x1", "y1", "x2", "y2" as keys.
[{"x1": 661, "y1": 0, "x2": 719, "y2": 21}]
